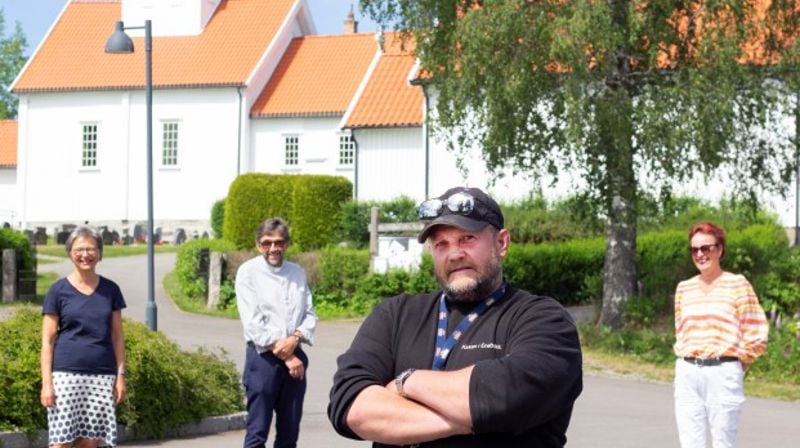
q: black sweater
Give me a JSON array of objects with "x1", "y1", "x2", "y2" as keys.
[{"x1": 328, "y1": 285, "x2": 583, "y2": 447}]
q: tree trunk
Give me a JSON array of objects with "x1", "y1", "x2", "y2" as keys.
[{"x1": 598, "y1": 90, "x2": 637, "y2": 329}]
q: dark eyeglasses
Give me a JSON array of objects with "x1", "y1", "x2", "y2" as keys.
[
  {"x1": 418, "y1": 191, "x2": 475, "y2": 220},
  {"x1": 689, "y1": 244, "x2": 717, "y2": 256},
  {"x1": 259, "y1": 239, "x2": 287, "y2": 249}
]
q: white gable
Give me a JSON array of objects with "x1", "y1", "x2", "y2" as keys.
[{"x1": 122, "y1": 0, "x2": 222, "y2": 37}]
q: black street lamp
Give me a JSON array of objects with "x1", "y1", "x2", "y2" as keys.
[{"x1": 105, "y1": 20, "x2": 157, "y2": 331}]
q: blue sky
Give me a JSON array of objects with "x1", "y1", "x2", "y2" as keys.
[{"x1": 0, "y1": 0, "x2": 382, "y2": 56}]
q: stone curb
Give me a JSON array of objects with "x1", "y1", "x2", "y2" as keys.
[{"x1": 0, "y1": 412, "x2": 247, "y2": 448}]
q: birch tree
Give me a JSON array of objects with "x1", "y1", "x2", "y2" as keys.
[{"x1": 361, "y1": 0, "x2": 800, "y2": 327}]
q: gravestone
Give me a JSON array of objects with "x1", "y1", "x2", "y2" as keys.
[
  {"x1": 33, "y1": 227, "x2": 48, "y2": 245},
  {"x1": 173, "y1": 228, "x2": 187, "y2": 245}
]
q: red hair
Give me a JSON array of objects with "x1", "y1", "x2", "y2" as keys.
[{"x1": 689, "y1": 221, "x2": 726, "y2": 258}]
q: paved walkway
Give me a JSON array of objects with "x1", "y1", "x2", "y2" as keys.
[{"x1": 39, "y1": 254, "x2": 799, "y2": 447}]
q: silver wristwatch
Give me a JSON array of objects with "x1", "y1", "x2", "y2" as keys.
[{"x1": 395, "y1": 368, "x2": 416, "y2": 397}]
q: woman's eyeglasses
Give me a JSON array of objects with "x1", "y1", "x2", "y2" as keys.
[
  {"x1": 71, "y1": 248, "x2": 98, "y2": 255},
  {"x1": 688, "y1": 244, "x2": 717, "y2": 256},
  {"x1": 418, "y1": 191, "x2": 475, "y2": 220}
]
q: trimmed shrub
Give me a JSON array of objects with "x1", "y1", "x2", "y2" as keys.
[
  {"x1": 291, "y1": 175, "x2": 352, "y2": 250},
  {"x1": 175, "y1": 238, "x2": 236, "y2": 298},
  {"x1": 0, "y1": 308, "x2": 243, "y2": 435},
  {"x1": 223, "y1": 174, "x2": 295, "y2": 249},
  {"x1": 503, "y1": 238, "x2": 605, "y2": 305},
  {"x1": 0, "y1": 227, "x2": 36, "y2": 272},
  {"x1": 210, "y1": 198, "x2": 226, "y2": 238}
]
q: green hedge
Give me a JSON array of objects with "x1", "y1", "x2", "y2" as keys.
[
  {"x1": 223, "y1": 174, "x2": 295, "y2": 249},
  {"x1": 503, "y1": 223, "x2": 794, "y2": 310},
  {"x1": 223, "y1": 174, "x2": 352, "y2": 250},
  {"x1": 291, "y1": 176, "x2": 352, "y2": 250},
  {"x1": 175, "y1": 238, "x2": 237, "y2": 298},
  {"x1": 0, "y1": 308, "x2": 243, "y2": 435},
  {"x1": 210, "y1": 198, "x2": 226, "y2": 239},
  {"x1": 0, "y1": 227, "x2": 36, "y2": 272}
]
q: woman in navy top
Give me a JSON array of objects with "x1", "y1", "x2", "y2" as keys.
[{"x1": 41, "y1": 227, "x2": 127, "y2": 447}]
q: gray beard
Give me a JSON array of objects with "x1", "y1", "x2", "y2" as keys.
[
  {"x1": 439, "y1": 253, "x2": 503, "y2": 303},
  {"x1": 444, "y1": 277, "x2": 498, "y2": 303}
]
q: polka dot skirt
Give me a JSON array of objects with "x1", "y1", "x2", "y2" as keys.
[{"x1": 48, "y1": 372, "x2": 118, "y2": 447}]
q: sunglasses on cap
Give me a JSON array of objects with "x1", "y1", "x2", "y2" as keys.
[
  {"x1": 418, "y1": 191, "x2": 475, "y2": 220},
  {"x1": 689, "y1": 244, "x2": 717, "y2": 256}
]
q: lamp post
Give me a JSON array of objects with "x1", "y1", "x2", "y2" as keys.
[{"x1": 105, "y1": 20, "x2": 157, "y2": 331}]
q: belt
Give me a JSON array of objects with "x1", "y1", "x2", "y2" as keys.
[{"x1": 683, "y1": 356, "x2": 739, "y2": 367}]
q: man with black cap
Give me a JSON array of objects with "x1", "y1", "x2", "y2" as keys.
[{"x1": 328, "y1": 187, "x2": 583, "y2": 447}]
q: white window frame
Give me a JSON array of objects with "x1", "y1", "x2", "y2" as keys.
[
  {"x1": 80, "y1": 122, "x2": 99, "y2": 169},
  {"x1": 338, "y1": 133, "x2": 355, "y2": 166},
  {"x1": 284, "y1": 135, "x2": 299, "y2": 166},
  {"x1": 160, "y1": 120, "x2": 180, "y2": 167}
]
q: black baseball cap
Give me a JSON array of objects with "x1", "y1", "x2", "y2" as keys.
[{"x1": 417, "y1": 187, "x2": 504, "y2": 243}]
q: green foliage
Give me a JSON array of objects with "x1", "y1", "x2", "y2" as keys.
[
  {"x1": 0, "y1": 12, "x2": 27, "y2": 119},
  {"x1": 223, "y1": 173, "x2": 294, "y2": 249},
  {"x1": 291, "y1": 175, "x2": 352, "y2": 250},
  {"x1": 748, "y1": 323, "x2": 800, "y2": 385},
  {"x1": 0, "y1": 307, "x2": 46, "y2": 432},
  {"x1": 502, "y1": 194, "x2": 604, "y2": 243},
  {"x1": 0, "y1": 227, "x2": 36, "y2": 272},
  {"x1": 503, "y1": 238, "x2": 605, "y2": 305},
  {"x1": 223, "y1": 174, "x2": 352, "y2": 250},
  {"x1": 580, "y1": 323, "x2": 676, "y2": 366},
  {"x1": 120, "y1": 320, "x2": 243, "y2": 437},
  {"x1": 0, "y1": 308, "x2": 243, "y2": 435},
  {"x1": 175, "y1": 238, "x2": 236, "y2": 298},
  {"x1": 311, "y1": 248, "x2": 437, "y2": 318},
  {"x1": 210, "y1": 198, "x2": 226, "y2": 239},
  {"x1": 336, "y1": 195, "x2": 422, "y2": 247}
]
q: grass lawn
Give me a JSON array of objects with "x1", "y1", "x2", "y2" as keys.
[
  {"x1": 162, "y1": 270, "x2": 239, "y2": 320},
  {"x1": 36, "y1": 243, "x2": 179, "y2": 258},
  {"x1": 582, "y1": 348, "x2": 800, "y2": 402}
]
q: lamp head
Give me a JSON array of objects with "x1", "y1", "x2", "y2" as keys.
[{"x1": 105, "y1": 21, "x2": 134, "y2": 53}]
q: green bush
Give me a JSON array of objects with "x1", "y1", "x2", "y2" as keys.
[
  {"x1": 747, "y1": 322, "x2": 800, "y2": 384},
  {"x1": 503, "y1": 238, "x2": 605, "y2": 305},
  {"x1": 210, "y1": 198, "x2": 226, "y2": 239},
  {"x1": 0, "y1": 227, "x2": 36, "y2": 272},
  {"x1": 223, "y1": 174, "x2": 295, "y2": 249},
  {"x1": 503, "y1": 195, "x2": 604, "y2": 243},
  {"x1": 120, "y1": 319, "x2": 243, "y2": 436},
  {"x1": 291, "y1": 176, "x2": 352, "y2": 250},
  {"x1": 311, "y1": 248, "x2": 437, "y2": 317},
  {"x1": 335, "y1": 196, "x2": 419, "y2": 247},
  {"x1": 0, "y1": 308, "x2": 243, "y2": 435},
  {"x1": 175, "y1": 239, "x2": 236, "y2": 298}
]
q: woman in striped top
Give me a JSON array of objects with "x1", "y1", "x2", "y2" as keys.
[{"x1": 673, "y1": 221, "x2": 768, "y2": 448}]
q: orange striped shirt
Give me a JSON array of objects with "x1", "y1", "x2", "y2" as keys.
[{"x1": 674, "y1": 272, "x2": 768, "y2": 364}]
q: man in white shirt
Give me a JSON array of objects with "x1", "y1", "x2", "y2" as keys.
[{"x1": 235, "y1": 217, "x2": 317, "y2": 448}]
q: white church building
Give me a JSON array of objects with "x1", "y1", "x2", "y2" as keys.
[{"x1": 7, "y1": 0, "x2": 532, "y2": 235}]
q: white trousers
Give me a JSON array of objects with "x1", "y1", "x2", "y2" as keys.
[{"x1": 674, "y1": 359, "x2": 745, "y2": 448}]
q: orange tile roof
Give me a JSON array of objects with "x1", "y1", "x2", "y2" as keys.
[
  {"x1": 0, "y1": 120, "x2": 18, "y2": 168},
  {"x1": 13, "y1": 0, "x2": 295, "y2": 92},
  {"x1": 346, "y1": 33, "x2": 422, "y2": 128},
  {"x1": 251, "y1": 34, "x2": 378, "y2": 117}
]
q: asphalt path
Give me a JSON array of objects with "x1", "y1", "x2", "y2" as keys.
[{"x1": 40, "y1": 254, "x2": 800, "y2": 447}]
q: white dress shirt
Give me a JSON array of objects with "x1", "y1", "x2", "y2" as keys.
[{"x1": 235, "y1": 256, "x2": 317, "y2": 353}]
